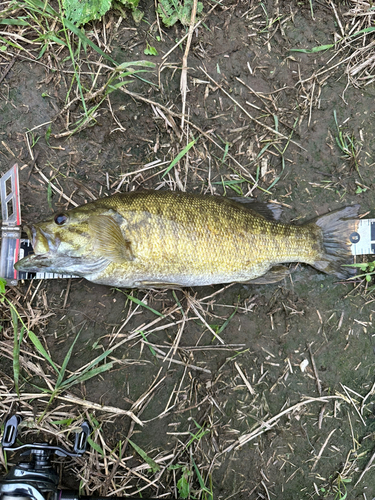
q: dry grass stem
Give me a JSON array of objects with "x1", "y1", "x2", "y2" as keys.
[
  {"x1": 234, "y1": 362, "x2": 255, "y2": 395},
  {"x1": 180, "y1": 0, "x2": 198, "y2": 130},
  {"x1": 229, "y1": 396, "x2": 348, "y2": 452},
  {"x1": 311, "y1": 428, "x2": 337, "y2": 471},
  {"x1": 340, "y1": 384, "x2": 366, "y2": 426}
]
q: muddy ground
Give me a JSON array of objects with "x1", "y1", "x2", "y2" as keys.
[{"x1": 1, "y1": 0, "x2": 375, "y2": 498}]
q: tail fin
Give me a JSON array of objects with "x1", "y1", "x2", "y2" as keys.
[{"x1": 312, "y1": 205, "x2": 360, "y2": 279}]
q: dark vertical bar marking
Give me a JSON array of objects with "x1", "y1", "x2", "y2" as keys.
[{"x1": 371, "y1": 222, "x2": 375, "y2": 241}]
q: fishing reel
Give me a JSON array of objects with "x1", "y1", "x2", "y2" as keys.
[
  {"x1": 0, "y1": 415, "x2": 91, "y2": 500},
  {"x1": 0, "y1": 416, "x2": 159, "y2": 500}
]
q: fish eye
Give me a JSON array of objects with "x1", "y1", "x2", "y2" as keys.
[{"x1": 54, "y1": 213, "x2": 68, "y2": 225}]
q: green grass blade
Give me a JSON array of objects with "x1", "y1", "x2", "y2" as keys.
[
  {"x1": 28, "y1": 330, "x2": 59, "y2": 373},
  {"x1": 60, "y1": 341, "x2": 118, "y2": 387},
  {"x1": 0, "y1": 35, "x2": 24, "y2": 51},
  {"x1": 55, "y1": 329, "x2": 82, "y2": 389},
  {"x1": 162, "y1": 139, "x2": 197, "y2": 178},
  {"x1": 119, "y1": 291, "x2": 165, "y2": 318},
  {"x1": 217, "y1": 307, "x2": 238, "y2": 336},
  {"x1": 60, "y1": 17, "x2": 87, "y2": 116},
  {"x1": 63, "y1": 18, "x2": 118, "y2": 66},
  {"x1": 290, "y1": 44, "x2": 334, "y2": 53},
  {"x1": 192, "y1": 458, "x2": 213, "y2": 500},
  {"x1": 172, "y1": 290, "x2": 183, "y2": 311},
  {"x1": 349, "y1": 26, "x2": 375, "y2": 39},
  {"x1": 273, "y1": 114, "x2": 279, "y2": 133},
  {"x1": 0, "y1": 277, "x2": 5, "y2": 295},
  {"x1": 139, "y1": 331, "x2": 157, "y2": 356},
  {"x1": 11, "y1": 308, "x2": 24, "y2": 397},
  {"x1": 23, "y1": 0, "x2": 57, "y2": 17},
  {"x1": 61, "y1": 362, "x2": 114, "y2": 388},
  {"x1": 127, "y1": 439, "x2": 160, "y2": 473},
  {"x1": 116, "y1": 60, "x2": 156, "y2": 70},
  {"x1": 0, "y1": 18, "x2": 29, "y2": 25},
  {"x1": 107, "y1": 80, "x2": 135, "y2": 91},
  {"x1": 222, "y1": 142, "x2": 229, "y2": 163},
  {"x1": 50, "y1": 418, "x2": 74, "y2": 425},
  {"x1": 267, "y1": 155, "x2": 285, "y2": 190},
  {"x1": 87, "y1": 436, "x2": 105, "y2": 457},
  {"x1": 257, "y1": 143, "x2": 271, "y2": 158}
]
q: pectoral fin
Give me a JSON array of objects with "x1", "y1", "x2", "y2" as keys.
[
  {"x1": 240, "y1": 265, "x2": 290, "y2": 284},
  {"x1": 89, "y1": 215, "x2": 134, "y2": 263}
]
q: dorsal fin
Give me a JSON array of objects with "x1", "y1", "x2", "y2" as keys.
[
  {"x1": 230, "y1": 197, "x2": 283, "y2": 221},
  {"x1": 88, "y1": 215, "x2": 134, "y2": 262}
]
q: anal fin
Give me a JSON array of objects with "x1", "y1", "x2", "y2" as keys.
[
  {"x1": 138, "y1": 281, "x2": 182, "y2": 290},
  {"x1": 240, "y1": 265, "x2": 290, "y2": 285}
]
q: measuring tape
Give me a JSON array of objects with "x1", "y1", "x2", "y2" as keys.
[{"x1": 0, "y1": 164, "x2": 372, "y2": 285}]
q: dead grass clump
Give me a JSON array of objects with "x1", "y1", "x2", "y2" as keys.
[{"x1": 343, "y1": 0, "x2": 375, "y2": 87}]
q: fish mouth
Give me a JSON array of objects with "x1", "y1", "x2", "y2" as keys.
[
  {"x1": 15, "y1": 252, "x2": 57, "y2": 272},
  {"x1": 15, "y1": 225, "x2": 60, "y2": 272},
  {"x1": 15, "y1": 224, "x2": 109, "y2": 276},
  {"x1": 15, "y1": 252, "x2": 109, "y2": 276}
]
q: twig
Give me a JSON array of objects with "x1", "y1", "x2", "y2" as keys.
[
  {"x1": 224, "y1": 395, "x2": 347, "y2": 452},
  {"x1": 0, "y1": 54, "x2": 17, "y2": 84},
  {"x1": 311, "y1": 428, "x2": 336, "y2": 471},
  {"x1": 308, "y1": 343, "x2": 322, "y2": 396},
  {"x1": 33, "y1": 164, "x2": 79, "y2": 207},
  {"x1": 180, "y1": 0, "x2": 198, "y2": 130},
  {"x1": 261, "y1": 480, "x2": 271, "y2": 500},
  {"x1": 318, "y1": 403, "x2": 327, "y2": 429},
  {"x1": 307, "y1": 79, "x2": 315, "y2": 128},
  {"x1": 329, "y1": 0, "x2": 345, "y2": 37},
  {"x1": 354, "y1": 449, "x2": 375, "y2": 487},
  {"x1": 161, "y1": 1, "x2": 223, "y2": 60},
  {"x1": 234, "y1": 362, "x2": 255, "y2": 395},
  {"x1": 154, "y1": 352, "x2": 211, "y2": 374},
  {"x1": 340, "y1": 384, "x2": 366, "y2": 426},
  {"x1": 361, "y1": 380, "x2": 375, "y2": 414},
  {"x1": 1, "y1": 392, "x2": 142, "y2": 425},
  {"x1": 186, "y1": 295, "x2": 225, "y2": 344},
  {"x1": 63, "y1": 279, "x2": 71, "y2": 309}
]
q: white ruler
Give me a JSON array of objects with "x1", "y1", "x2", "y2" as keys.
[{"x1": 350, "y1": 218, "x2": 375, "y2": 256}]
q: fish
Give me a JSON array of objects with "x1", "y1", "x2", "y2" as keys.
[{"x1": 15, "y1": 191, "x2": 360, "y2": 288}]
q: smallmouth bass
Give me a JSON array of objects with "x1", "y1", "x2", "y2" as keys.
[{"x1": 15, "y1": 191, "x2": 359, "y2": 288}]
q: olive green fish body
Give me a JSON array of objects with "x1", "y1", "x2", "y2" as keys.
[{"x1": 15, "y1": 191, "x2": 359, "y2": 287}]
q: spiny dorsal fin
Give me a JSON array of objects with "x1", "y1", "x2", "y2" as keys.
[{"x1": 89, "y1": 215, "x2": 134, "y2": 263}]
